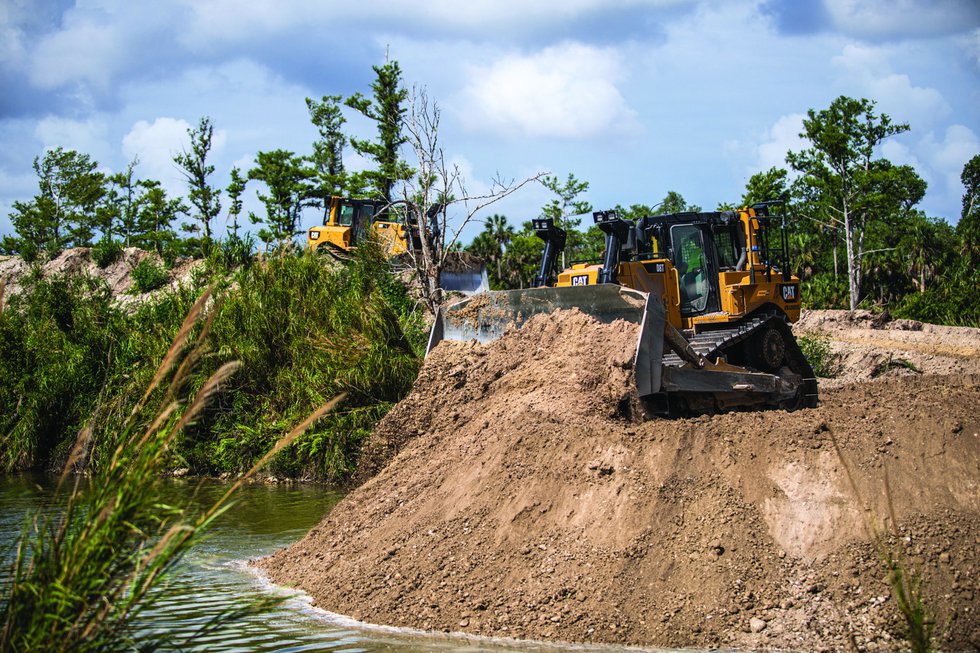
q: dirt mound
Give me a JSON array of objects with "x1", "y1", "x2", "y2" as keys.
[
  {"x1": 795, "y1": 309, "x2": 980, "y2": 389},
  {"x1": 0, "y1": 248, "x2": 202, "y2": 308},
  {"x1": 261, "y1": 309, "x2": 980, "y2": 651}
]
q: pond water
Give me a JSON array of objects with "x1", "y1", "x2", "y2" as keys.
[{"x1": 0, "y1": 474, "x2": 699, "y2": 653}]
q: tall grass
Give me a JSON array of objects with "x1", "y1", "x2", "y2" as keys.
[
  {"x1": 173, "y1": 244, "x2": 423, "y2": 479},
  {"x1": 0, "y1": 244, "x2": 423, "y2": 481},
  {"x1": 0, "y1": 287, "x2": 346, "y2": 652},
  {"x1": 0, "y1": 272, "x2": 131, "y2": 470},
  {"x1": 829, "y1": 430, "x2": 937, "y2": 652}
]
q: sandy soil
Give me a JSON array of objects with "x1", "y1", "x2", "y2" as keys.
[
  {"x1": 794, "y1": 309, "x2": 980, "y2": 391},
  {"x1": 260, "y1": 307, "x2": 980, "y2": 651},
  {"x1": 0, "y1": 248, "x2": 201, "y2": 309}
]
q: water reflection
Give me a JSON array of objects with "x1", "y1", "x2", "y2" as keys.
[{"x1": 0, "y1": 475, "x2": 705, "y2": 653}]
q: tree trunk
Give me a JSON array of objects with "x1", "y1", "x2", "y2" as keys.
[
  {"x1": 833, "y1": 235, "x2": 838, "y2": 279},
  {"x1": 844, "y1": 205, "x2": 860, "y2": 311}
]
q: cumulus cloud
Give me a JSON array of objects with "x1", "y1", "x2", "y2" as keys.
[
  {"x1": 755, "y1": 114, "x2": 807, "y2": 172},
  {"x1": 832, "y1": 43, "x2": 951, "y2": 129},
  {"x1": 458, "y1": 42, "x2": 638, "y2": 139},
  {"x1": 122, "y1": 118, "x2": 194, "y2": 196},
  {"x1": 823, "y1": 0, "x2": 980, "y2": 40},
  {"x1": 34, "y1": 116, "x2": 112, "y2": 164},
  {"x1": 30, "y1": 18, "x2": 123, "y2": 91}
]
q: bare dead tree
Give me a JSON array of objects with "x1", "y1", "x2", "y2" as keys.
[{"x1": 399, "y1": 87, "x2": 545, "y2": 314}]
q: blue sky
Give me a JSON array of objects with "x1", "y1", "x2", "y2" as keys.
[{"x1": 1, "y1": 0, "x2": 978, "y2": 245}]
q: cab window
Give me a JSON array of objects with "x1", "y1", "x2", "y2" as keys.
[
  {"x1": 671, "y1": 224, "x2": 709, "y2": 314},
  {"x1": 337, "y1": 205, "x2": 354, "y2": 226},
  {"x1": 713, "y1": 228, "x2": 738, "y2": 270}
]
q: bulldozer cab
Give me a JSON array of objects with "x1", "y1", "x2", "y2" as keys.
[
  {"x1": 671, "y1": 224, "x2": 715, "y2": 316},
  {"x1": 337, "y1": 200, "x2": 381, "y2": 244},
  {"x1": 667, "y1": 214, "x2": 753, "y2": 317}
]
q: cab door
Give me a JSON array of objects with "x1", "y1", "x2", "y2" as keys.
[{"x1": 670, "y1": 224, "x2": 720, "y2": 316}]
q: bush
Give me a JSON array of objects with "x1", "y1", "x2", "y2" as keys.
[
  {"x1": 798, "y1": 330, "x2": 838, "y2": 378},
  {"x1": 91, "y1": 238, "x2": 122, "y2": 268},
  {"x1": 130, "y1": 257, "x2": 169, "y2": 293},
  {"x1": 0, "y1": 273, "x2": 130, "y2": 470},
  {"x1": 219, "y1": 233, "x2": 255, "y2": 268},
  {"x1": 893, "y1": 278, "x2": 980, "y2": 328},
  {"x1": 802, "y1": 273, "x2": 849, "y2": 309},
  {"x1": 180, "y1": 245, "x2": 424, "y2": 479}
]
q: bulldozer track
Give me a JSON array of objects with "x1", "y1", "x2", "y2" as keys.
[
  {"x1": 662, "y1": 314, "x2": 773, "y2": 367},
  {"x1": 660, "y1": 312, "x2": 819, "y2": 410}
]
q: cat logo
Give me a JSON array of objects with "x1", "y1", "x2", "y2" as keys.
[
  {"x1": 571, "y1": 275, "x2": 589, "y2": 286},
  {"x1": 780, "y1": 284, "x2": 799, "y2": 303}
]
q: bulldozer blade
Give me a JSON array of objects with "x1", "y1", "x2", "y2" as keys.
[
  {"x1": 441, "y1": 268, "x2": 490, "y2": 295},
  {"x1": 427, "y1": 284, "x2": 653, "y2": 354},
  {"x1": 440, "y1": 253, "x2": 490, "y2": 295}
]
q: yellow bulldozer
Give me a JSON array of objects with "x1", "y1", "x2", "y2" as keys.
[
  {"x1": 426, "y1": 201, "x2": 817, "y2": 414},
  {"x1": 307, "y1": 196, "x2": 489, "y2": 294}
]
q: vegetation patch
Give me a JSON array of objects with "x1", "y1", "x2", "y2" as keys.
[
  {"x1": 797, "y1": 331, "x2": 839, "y2": 378},
  {"x1": 0, "y1": 246, "x2": 423, "y2": 481}
]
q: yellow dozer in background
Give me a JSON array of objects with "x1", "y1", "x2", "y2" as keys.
[
  {"x1": 307, "y1": 196, "x2": 489, "y2": 294},
  {"x1": 426, "y1": 201, "x2": 817, "y2": 415}
]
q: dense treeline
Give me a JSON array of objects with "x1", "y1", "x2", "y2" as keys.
[
  {"x1": 466, "y1": 97, "x2": 980, "y2": 326},
  {"x1": 0, "y1": 247, "x2": 423, "y2": 478},
  {"x1": 1, "y1": 60, "x2": 412, "y2": 261}
]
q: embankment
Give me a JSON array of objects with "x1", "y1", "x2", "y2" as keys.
[{"x1": 261, "y1": 309, "x2": 980, "y2": 651}]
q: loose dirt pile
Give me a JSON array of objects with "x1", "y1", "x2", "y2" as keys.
[
  {"x1": 0, "y1": 248, "x2": 201, "y2": 308},
  {"x1": 261, "y1": 309, "x2": 979, "y2": 651},
  {"x1": 795, "y1": 309, "x2": 980, "y2": 388}
]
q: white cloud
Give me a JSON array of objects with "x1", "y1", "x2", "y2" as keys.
[
  {"x1": 880, "y1": 139, "x2": 923, "y2": 170},
  {"x1": 867, "y1": 73, "x2": 950, "y2": 125},
  {"x1": 823, "y1": 0, "x2": 980, "y2": 40},
  {"x1": 832, "y1": 43, "x2": 951, "y2": 129},
  {"x1": 30, "y1": 17, "x2": 123, "y2": 91},
  {"x1": 458, "y1": 42, "x2": 638, "y2": 139},
  {"x1": 756, "y1": 113, "x2": 807, "y2": 172},
  {"x1": 34, "y1": 116, "x2": 111, "y2": 163},
  {"x1": 122, "y1": 118, "x2": 193, "y2": 197}
]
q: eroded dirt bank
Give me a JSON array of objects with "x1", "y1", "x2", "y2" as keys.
[{"x1": 261, "y1": 310, "x2": 979, "y2": 651}]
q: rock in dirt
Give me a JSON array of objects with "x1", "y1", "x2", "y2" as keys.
[{"x1": 260, "y1": 308, "x2": 980, "y2": 651}]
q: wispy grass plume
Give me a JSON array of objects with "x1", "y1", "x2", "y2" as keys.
[{"x1": 0, "y1": 287, "x2": 346, "y2": 652}]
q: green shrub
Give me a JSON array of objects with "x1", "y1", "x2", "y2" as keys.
[
  {"x1": 130, "y1": 257, "x2": 169, "y2": 293},
  {"x1": 179, "y1": 245, "x2": 423, "y2": 479},
  {"x1": 219, "y1": 233, "x2": 255, "y2": 268},
  {"x1": 0, "y1": 291, "x2": 337, "y2": 652},
  {"x1": 798, "y1": 330, "x2": 838, "y2": 378},
  {"x1": 802, "y1": 273, "x2": 849, "y2": 309},
  {"x1": 893, "y1": 278, "x2": 980, "y2": 328},
  {"x1": 0, "y1": 273, "x2": 130, "y2": 470},
  {"x1": 91, "y1": 238, "x2": 123, "y2": 268}
]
